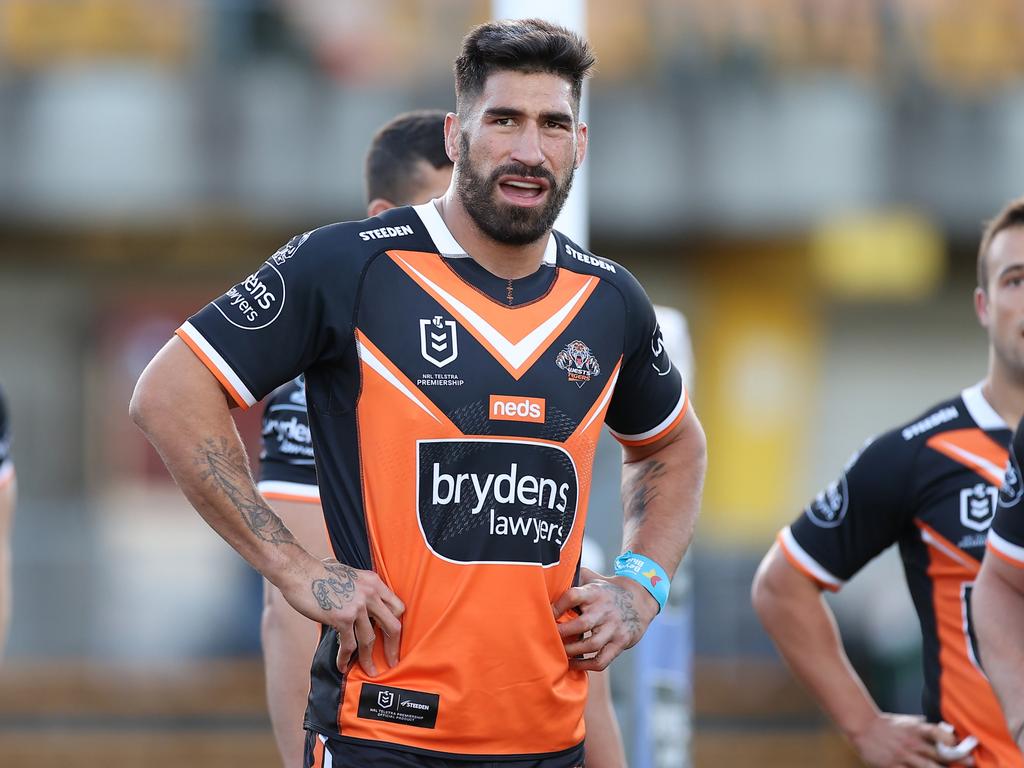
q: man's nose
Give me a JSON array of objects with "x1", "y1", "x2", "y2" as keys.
[{"x1": 509, "y1": 124, "x2": 545, "y2": 169}]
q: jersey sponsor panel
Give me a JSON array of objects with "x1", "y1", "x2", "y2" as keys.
[
  {"x1": 785, "y1": 385, "x2": 1021, "y2": 767},
  {"x1": 178, "y1": 204, "x2": 682, "y2": 759}
]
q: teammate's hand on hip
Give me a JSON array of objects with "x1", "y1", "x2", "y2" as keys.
[
  {"x1": 850, "y1": 713, "x2": 973, "y2": 768},
  {"x1": 281, "y1": 555, "x2": 405, "y2": 677},
  {"x1": 552, "y1": 566, "x2": 658, "y2": 672}
]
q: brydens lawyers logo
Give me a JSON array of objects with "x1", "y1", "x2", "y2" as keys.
[
  {"x1": 489, "y1": 395, "x2": 545, "y2": 424},
  {"x1": 420, "y1": 316, "x2": 458, "y2": 368},
  {"x1": 556, "y1": 340, "x2": 600, "y2": 387}
]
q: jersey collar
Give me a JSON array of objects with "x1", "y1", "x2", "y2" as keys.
[
  {"x1": 961, "y1": 382, "x2": 1008, "y2": 430},
  {"x1": 413, "y1": 200, "x2": 557, "y2": 266}
]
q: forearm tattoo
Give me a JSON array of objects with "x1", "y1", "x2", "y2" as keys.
[
  {"x1": 196, "y1": 437, "x2": 297, "y2": 546},
  {"x1": 623, "y1": 459, "x2": 665, "y2": 525},
  {"x1": 312, "y1": 562, "x2": 359, "y2": 610}
]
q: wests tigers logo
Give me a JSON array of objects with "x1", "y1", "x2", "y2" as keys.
[{"x1": 556, "y1": 340, "x2": 600, "y2": 388}]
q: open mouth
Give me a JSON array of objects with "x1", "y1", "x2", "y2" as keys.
[{"x1": 497, "y1": 177, "x2": 550, "y2": 206}]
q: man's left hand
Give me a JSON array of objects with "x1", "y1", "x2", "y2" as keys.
[{"x1": 553, "y1": 567, "x2": 659, "y2": 671}]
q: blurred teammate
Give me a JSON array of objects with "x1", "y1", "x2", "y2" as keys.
[
  {"x1": 972, "y1": 200, "x2": 1024, "y2": 754},
  {"x1": 260, "y1": 110, "x2": 627, "y2": 768},
  {"x1": 0, "y1": 383, "x2": 15, "y2": 658},
  {"x1": 752, "y1": 197, "x2": 1024, "y2": 767},
  {"x1": 258, "y1": 110, "x2": 453, "y2": 767},
  {"x1": 133, "y1": 18, "x2": 704, "y2": 767}
]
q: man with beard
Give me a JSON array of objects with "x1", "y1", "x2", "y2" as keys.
[
  {"x1": 131, "y1": 18, "x2": 705, "y2": 767},
  {"x1": 752, "y1": 197, "x2": 1024, "y2": 768}
]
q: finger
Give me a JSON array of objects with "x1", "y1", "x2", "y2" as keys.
[
  {"x1": 905, "y1": 756, "x2": 943, "y2": 768},
  {"x1": 552, "y1": 586, "x2": 588, "y2": 617},
  {"x1": 354, "y1": 611, "x2": 378, "y2": 677},
  {"x1": 579, "y1": 566, "x2": 602, "y2": 584},
  {"x1": 368, "y1": 597, "x2": 403, "y2": 667},
  {"x1": 563, "y1": 624, "x2": 612, "y2": 657},
  {"x1": 374, "y1": 580, "x2": 405, "y2": 617},
  {"x1": 930, "y1": 723, "x2": 957, "y2": 747},
  {"x1": 335, "y1": 626, "x2": 357, "y2": 673},
  {"x1": 557, "y1": 608, "x2": 606, "y2": 639},
  {"x1": 569, "y1": 639, "x2": 621, "y2": 672}
]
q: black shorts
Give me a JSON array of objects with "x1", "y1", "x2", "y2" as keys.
[{"x1": 303, "y1": 731, "x2": 585, "y2": 768}]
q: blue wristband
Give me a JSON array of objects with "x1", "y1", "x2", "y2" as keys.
[{"x1": 613, "y1": 551, "x2": 670, "y2": 613}]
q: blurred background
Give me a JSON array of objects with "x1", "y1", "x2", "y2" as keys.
[{"x1": 1, "y1": 0, "x2": 1022, "y2": 765}]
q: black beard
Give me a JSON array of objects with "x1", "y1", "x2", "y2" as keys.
[{"x1": 456, "y1": 132, "x2": 575, "y2": 246}]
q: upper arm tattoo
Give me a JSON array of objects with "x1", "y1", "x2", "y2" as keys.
[
  {"x1": 196, "y1": 437, "x2": 298, "y2": 546},
  {"x1": 623, "y1": 459, "x2": 666, "y2": 525}
]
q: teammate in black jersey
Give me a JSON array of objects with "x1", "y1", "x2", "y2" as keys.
[
  {"x1": 973, "y1": 198, "x2": 1024, "y2": 754},
  {"x1": 752, "y1": 199, "x2": 1024, "y2": 768},
  {"x1": 0, "y1": 383, "x2": 15, "y2": 658},
  {"x1": 259, "y1": 111, "x2": 454, "y2": 768},
  {"x1": 132, "y1": 19, "x2": 705, "y2": 766}
]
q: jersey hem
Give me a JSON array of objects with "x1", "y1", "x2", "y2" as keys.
[
  {"x1": 778, "y1": 527, "x2": 843, "y2": 592},
  {"x1": 303, "y1": 724, "x2": 585, "y2": 763},
  {"x1": 988, "y1": 529, "x2": 1024, "y2": 568},
  {"x1": 610, "y1": 386, "x2": 688, "y2": 447},
  {"x1": 175, "y1": 323, "x2": 256, "y2": 409},
  {"x1": 258, "y1": 480, "x2": 320, "y2": 503}
]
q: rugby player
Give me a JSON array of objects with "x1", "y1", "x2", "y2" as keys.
[
  {"x1": 0, "y1": 383, "x2": 14, "y2": 658},
  {"x1": 972, "y1": 199, "x2": 1024, "y2": 754},
  {"x1": 132, "y1": 18, "x2": 705, "y2": 767},
  {"x1": 752, "y1": 198, "x2": 1024, "y2": 767}
]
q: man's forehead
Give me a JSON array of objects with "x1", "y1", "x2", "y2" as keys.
[
  {"x1": 475, "y1": 70, "x2": 575, "y2": 113},
  {"x1": 991, "y1": 226, "x2": 1024, "y2": 273}
]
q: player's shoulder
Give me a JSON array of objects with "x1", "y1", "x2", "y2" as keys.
[
  {"x1": 271, "y1": 206, "x2": 434, "y2": 273},
  {"x1": 553, "y1": 231, "x2": 646, "y2": 302},
  {"x1": 894, "y1": 387, "x2": 995, "y2": 445}
]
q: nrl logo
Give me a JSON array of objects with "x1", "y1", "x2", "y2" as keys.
[
  {"x1": 556, "y1": 340, "x2": 600, "y2": 388},
  {"x1": 420, "y1": 316, "x2": 458, "y2": 368},
  {"x1": 961, "y1": 483, "x2": 997, "y2": 532}
]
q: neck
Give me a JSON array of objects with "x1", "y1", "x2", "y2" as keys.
[
  {"x1": 434, "y1": 192, "x2": 549, "y2": 280},
  {"x1": 982, "y1": 355, "x2": 1024, "y2": 429}
]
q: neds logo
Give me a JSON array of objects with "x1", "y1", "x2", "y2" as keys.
[{"x1": 489, "y1": 395, "x2": 545, "y2": 424}]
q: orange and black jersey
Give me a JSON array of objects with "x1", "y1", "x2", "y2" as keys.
[
  {"x1": 258, "y1": 377, "x2": 320, "y2": 503},
  {"x1": 176, "y1": 202, "x2": 687, "y2": 760},
  {"x1": 990, "y1": 418, "x2": 1024, "y2": 570},
  {"x1": 0, "y1": 383, "x2": 11, "y2": 488},
  {"x1": 779, "y1": 385, "x2": 1022, "y2": 768}
]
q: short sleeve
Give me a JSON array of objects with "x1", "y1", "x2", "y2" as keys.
[
  {"x1": 258, "y1": 380, "x2": 319, "y2": 503},
  {"x1": 780, "y1": 431, "x2": 915, "y2": 591},
  {"x1": 176, "y1": 226, "x2": 356, "y2": 409},
  {"x1": 604, "y1": 272, "x2": 687, "y2": 446},
  {"x1": 989, "y1": 426, "x2": 1024, "y2": 567}
]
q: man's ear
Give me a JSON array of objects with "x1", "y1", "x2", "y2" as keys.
[
  {"x1": 367, "y1": 198, "x2": 396, "y2": 217},
  {"x1": 444, "y1": 112, "x2": 461, "y2": 163},
  {"x1": 574, "y1": 121, "x2": 588, "y2": 169},
  {"x1": 975, "y1": 286, "x2": 991, "y2": 329}
]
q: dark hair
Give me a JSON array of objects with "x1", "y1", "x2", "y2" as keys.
[
  {"x1": 454, "y1": 18, "x2": 595, "y2": 115},
  {"x1": 364, "y1": 110, "x2": 452, "y2": 205},
  {"x1": 978, "y1": 196, "x2": 1024, "y2": 291}
]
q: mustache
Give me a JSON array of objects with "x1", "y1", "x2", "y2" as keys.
[{"x1": 488, "y1": 163, "x2": 557, "y2": 185}]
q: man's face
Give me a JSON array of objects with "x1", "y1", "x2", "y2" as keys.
[
  {"x1": 448, "y1": 70, "x2": 587, "y2": 246},
  {"x1": 977, "y1": 226, "x2": 1024, "y2": 377}
]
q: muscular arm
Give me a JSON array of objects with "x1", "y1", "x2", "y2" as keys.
[
  {"x1": 556, "y1": 407, "x2": 706, "y2": 671},
  {"x1": 752, "y1": 543, "x2": 955, "y2": 767},
  {"x1": 130, "y1": 338, "x2": 403, "y2": 672},
  {"x1": 973, "y1": 554, "x2": 1024, "y2": 749}
]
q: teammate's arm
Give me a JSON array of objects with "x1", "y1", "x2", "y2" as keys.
[
  {"x1": 582, "y1": 669, "x2": 627, "y2": 768},
  {"x1": 130, "y1": 338, "x2": 404, "y2": 675},
  {"x1": 973, "y1": 553, "x2": 1024, "y2": 750},
  {"x1": 752, "y1": 543, "x2": 959, "y2": 768},
  {"x1": 555, "y1": 408, "x2": 706, "y2": 671},
  {"x1": 0, "y1": 461, "x2": 14, "y2": 658}
]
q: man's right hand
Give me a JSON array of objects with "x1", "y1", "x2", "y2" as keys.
[
  {"x1": 851, "y1": 714, "x2": 972, "y2": 768},
  {"x1": 282, "y1": 557, "x2": 405, "y2": 677}
]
